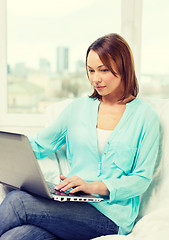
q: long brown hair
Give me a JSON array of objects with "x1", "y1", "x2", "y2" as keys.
[{"x1": 86, "y1": 33, "x2": 139, "y2": 101}]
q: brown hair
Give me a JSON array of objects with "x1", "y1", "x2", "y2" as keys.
[{"x1": 86, "y1": 33, "x2": 139, "y2": 101}]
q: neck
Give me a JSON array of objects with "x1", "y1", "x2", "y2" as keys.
[{"x1": 100, "y1": 94, "x2": 135, "y2": 105}]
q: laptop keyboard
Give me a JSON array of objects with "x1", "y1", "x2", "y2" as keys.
[
  {"x1": 46, "y1": 181, "x2": 57, "y2": 194},
  {"x1": 46, "y1": 181, "x2": 103, "y2": 202},
  {"x1": 46, "y1": 181, "x2": 71, "y2": 195}
]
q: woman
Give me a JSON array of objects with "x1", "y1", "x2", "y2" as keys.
[{"x1": 0, "y1": 33, "x2": 159, "y2": 240}]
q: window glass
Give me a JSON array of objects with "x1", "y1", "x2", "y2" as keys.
[
  {"x1": 7, "y1": 0, "x2": 121, "y2": 113},
  {"x1": 140, "y1": 0, "x2": 169, "y2": 98}
]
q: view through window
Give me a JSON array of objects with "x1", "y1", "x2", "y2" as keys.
[
  {"x1": 7, "y1": 0, "x2": 121, "y2": 113},
  {"x1": 140, "y1": 0, "x2": 169, "y2": 98}
]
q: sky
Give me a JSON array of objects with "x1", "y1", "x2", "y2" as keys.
[
  {"x1": 7, "y1": 0, "x2": 121, "y2": 72},
  {"x1": 6, "y1": 0, "x2": 169, "y2": 75}
]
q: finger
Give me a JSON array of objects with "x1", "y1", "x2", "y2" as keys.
[
  {"x1": 61, "y1": 182, "x2": 78, "y2": 192},
  {"x1": 70, "y1": 186, "x2": 83, "y2": 194},
  {"x1": 55, "y1": 178, "x2": 74, "y2": 190},
  {"x1": 55, "y1": 176, "x2": 66, "y2": 190},
  {"x1": 56, "y1": 176, "x2": 80, "y2": 190}
]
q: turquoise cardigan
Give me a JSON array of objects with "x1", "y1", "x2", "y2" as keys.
[{"x1": 29, "y1": 97, "x2": 160, "y2": 235}]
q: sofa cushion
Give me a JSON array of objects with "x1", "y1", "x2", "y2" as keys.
[
  {"x1": 136, "y1": 98, "x2": 169, "y2": 220},
  {"x1": 38, "y1": 99, "x2": 72, "y2": 184}
]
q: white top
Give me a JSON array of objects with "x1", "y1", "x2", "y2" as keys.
[{"x1": 97, "y1": 128, "x2": 112, "y2": 156}]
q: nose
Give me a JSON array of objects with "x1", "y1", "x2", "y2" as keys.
[{"x1": 92, "y1": 72, "x2": 102, "y2": 84}]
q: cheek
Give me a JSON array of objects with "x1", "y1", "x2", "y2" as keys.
[
  {"x1": 88, "y1": 76, "x2": 93, "y2": 84},
  {"x1": 104, "y1": 75, "x2": 116, "y2": 84},
  {"x1": 105, "y1": 75, "x2": 121, "y2": 88}
]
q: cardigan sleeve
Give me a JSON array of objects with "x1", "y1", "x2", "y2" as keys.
[
  {"x1": 28, "y1": 102, "x2": 72, "y2": 159},
  {"x1": 102, "y1": 112, "x2": 160, "y2": 203}
]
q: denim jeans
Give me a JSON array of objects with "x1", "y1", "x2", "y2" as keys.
[{"x1": 0, "y1": 190, "x2": 118, "y2": 240}]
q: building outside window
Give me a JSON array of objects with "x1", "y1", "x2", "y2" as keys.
[
  {"x1": 57, "y1": 47, "x2": 69, "y2": 73},
  {"x1": 6, "y1": 0, "x2": 121, "y2": 114},
  {"x1": 0, "y1": 0, "x2": 169, "y2": 132}
]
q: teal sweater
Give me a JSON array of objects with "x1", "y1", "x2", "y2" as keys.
[{"x1": 29, "y1": 97, "x2": 160, "y2": 235}]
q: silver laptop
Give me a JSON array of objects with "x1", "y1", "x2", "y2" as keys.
[{"x1": 0, "y1": 131, "x2": 103, "y2": 202}]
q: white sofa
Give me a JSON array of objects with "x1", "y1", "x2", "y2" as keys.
[{"x1": 1, "y1": 97, "x2": 169, "y2": 240}]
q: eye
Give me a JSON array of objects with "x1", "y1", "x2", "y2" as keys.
[
  {"x1": 88, "y1": 69, "x2": 94, "y2": 73},
  {"x1": 101, "y1": 69, "x2": 109, "y2": 72}
]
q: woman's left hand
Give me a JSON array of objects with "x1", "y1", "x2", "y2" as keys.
[{"x1": 55, "y1": 175, "x2": 109, "y2": 196}]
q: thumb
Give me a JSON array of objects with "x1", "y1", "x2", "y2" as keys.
[{"x1": 60, "y1": 174, "x2": 67, "y2": 180}]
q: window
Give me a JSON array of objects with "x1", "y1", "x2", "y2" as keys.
[
  {"x1": 6, "y1": 0, "x2": 121, "y2": 114},
  {"x1": 0, "y1": 0, "x2": 147, "y2": 131},
  {"x1": 140, "y1": 0, "x2": 169, "y2": 98}
]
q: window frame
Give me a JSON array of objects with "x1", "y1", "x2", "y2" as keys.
[{"x1": 0, "y1": 0, "x2": 142, "y2": 130}]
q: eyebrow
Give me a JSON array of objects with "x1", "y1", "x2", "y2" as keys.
[{"x1": 87, "y1": 65, "x2": 105, "y2": 69}]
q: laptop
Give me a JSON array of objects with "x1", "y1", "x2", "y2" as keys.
[{"x1": 0, "y1": 131, "x2": 103, "y2": 202}]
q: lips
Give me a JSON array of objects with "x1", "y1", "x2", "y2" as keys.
[{"x1": 95, "y1": 86, "x2": 106, "y2": 90}]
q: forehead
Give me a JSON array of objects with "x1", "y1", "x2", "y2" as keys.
[
  {"x1": 87, "y1": 50, "x2": 117, "y2": 71},
  {"x1": 87, "y1": 50, "x2": 103, "y2": 66}
]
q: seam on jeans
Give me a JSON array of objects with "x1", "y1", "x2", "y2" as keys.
[
  {"x1": 9, "y1": 198, "x2": 23, "y2": 226},
  {"x1": 18, "y1": 193, "x2": 28, "y2": 224},
  {"x1": 10, "y1": 192, "x2": 27, "y2": 225}
]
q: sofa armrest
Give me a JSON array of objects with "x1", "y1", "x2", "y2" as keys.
[
  {"x1": 55, "y1": 144, "x2": 70, "y2": 177},
  {"x1": 39, "y1": 99, "x2": 72, "y2": 184},
  {"x1": 37, "y1": 144, "x2": 70, "y2": 185},
  {"x1": 0, "y1": 183, "x2": 16, "y2": 204}
]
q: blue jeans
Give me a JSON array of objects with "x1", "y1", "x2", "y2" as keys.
[{"x1": 0, "y1": 190, "x2": 118, "y2": 240}]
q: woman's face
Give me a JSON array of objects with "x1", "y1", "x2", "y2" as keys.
[{"x1": 87, "y1": 50, "x2": 124, "y2": 101}]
